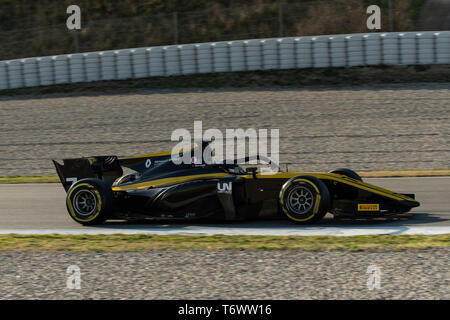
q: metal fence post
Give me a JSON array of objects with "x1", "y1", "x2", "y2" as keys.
[
  {"x1": 129, "y1": 50, "x2": 135, "y2": 79},
  {"x1": 82, "y1": 54, "x2": 88, "y2": 82},
  {"x1": 36, "y1": 60, "x2": 41, "y2": 86},
  {"x1": 327, "y1": 37, "x2": 332, "y2": 67},
  {"x1": 5, "y1": 63, "x2": 10, "y2": 89},
  {"x1": 74, "y1": 31, "x2": 80, "y2": 53},
  {"x1": 194, "y1": 45, "x2": 200, "y2": 74},
  {"x1": 415, "y1": 33, "x2": 419, "y2": 65},
  {"x1": 67, "y1": 56, "x2": 72, "y2": 83},
  {"x1": 51, "y1": 57, "x2": 56, "y2": 85},
  {"x1": 388, "y1": 0, "x2": 394, "y2": 32},
  {"x1": 210, "y1": 44, "x2": 215, "y2": 72},
  {"x1": 362, "y1": 36, "x2": 367, "y2": 66},
  {"x1": 20, "y1": 60, "x2": 25, "y2": 87},
  {"x1": 98, "y1": 53, "x2": 103, "y2": 80},
  {"x1": 278, "y1": 2, "x2": 284, "y2": 38},
  {"x1": 113, "y1": 51, "x2": 118, "y2": 80},
  {"x1": 276, "y1": 40, "x2": 281, "y2": 69},
  {"x1": 344, "y1": 37, "x2": 349, "y2": 67},
  {"x1": 243, "y1": 42, "x2": 248, "y2": 71},
  {"x1": 260, "y1": 41, "x2": 264, "y2": 69},
  {"x1": 227, "y1": 42, "x2": 232, "y2": 72},
  {"x1": 176, "y1": 46, "x2": 182, "y2": 75},
  {"x1": 173, "y1": 12, "x2": 179, "y2": 44},
  {"x1": 293, "y1": 38, "x2": 298, "y2": 68},
  {"x1": 145, "y1": 49, "x2": 150, "y2": 77},
  {"x1": 162, "y1": 47, "x2": 167, "y2": 76},
  {"x1": 433, "y1": 33, "x2": 437, "y2": 64}
]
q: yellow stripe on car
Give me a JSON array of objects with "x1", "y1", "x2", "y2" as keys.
[
  {"x1": 112, "y1": 173, "x2": 230, "y2": 191},
  {"x1": 241, "y1": 172, "x2": 407, "y2": 201},
  {"x1": 112, "y1": 169, "x2": 411, "y2": 202}
]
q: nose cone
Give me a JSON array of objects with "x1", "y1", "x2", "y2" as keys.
[
  {"x1": 404, "y1": 198, "x2": 420, "y2": 209},
  {"x1": 398, "y1": 193, "x2": 420, "y2": 208}
]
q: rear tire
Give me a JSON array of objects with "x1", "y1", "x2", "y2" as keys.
[
  {"x1": 280, "y1": 175, "x2": 330, "y2": 224},
  {"x1": 66, "y1": 179, "x2": 112, "y2": 225},
  {"x1": 329, "y1": 168, "x2": 362, "y2": 181}
]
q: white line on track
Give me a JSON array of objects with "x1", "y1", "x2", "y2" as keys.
[{"x1": 0, "y1": 226, "x2": 449, "y2": 236}]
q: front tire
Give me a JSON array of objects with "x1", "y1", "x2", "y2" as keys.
[
  {"x1": 329, "y1": 168, "x2": 362, "y2": 181},
  {"x1": 66, "y1": 179, "x2": 112, "y2": 225},
  {"x1": 280, "y1": 175, "x2": 330, "y2": 224}
]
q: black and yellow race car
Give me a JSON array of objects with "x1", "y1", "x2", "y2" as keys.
[{"x1": 53, "y1": 143, "x2": 420, "y2": 225}]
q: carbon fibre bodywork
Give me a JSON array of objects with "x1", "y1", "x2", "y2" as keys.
[{"x1": 53, "y1": 147, "x2": 420, "y2": 222}]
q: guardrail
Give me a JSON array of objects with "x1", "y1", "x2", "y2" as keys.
[{"x1": 0, "y1": 31, "x2": 449, "y2": 90}]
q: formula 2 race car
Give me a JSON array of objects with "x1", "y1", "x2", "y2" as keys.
[{"x1": 53, "y1": 142, "x2": 420, "y2": 225}]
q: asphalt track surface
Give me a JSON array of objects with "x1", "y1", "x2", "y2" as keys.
[
  {"x1": 0, "y1": 177, "x2": 448, "y2": 235},
  {"x1": 0, "y1": 83, "x2": 449, "y2": 176}
]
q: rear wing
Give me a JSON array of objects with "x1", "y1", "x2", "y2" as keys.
[
  {"x1": 53, "y1": 156, "x2": 123, "y2": 192},
  {"x1": 52, "y1": 151, "x2": 178, "y2": 192},
  {"x1": 53, "y1": 142, "x2": 213, "y2": 192}
]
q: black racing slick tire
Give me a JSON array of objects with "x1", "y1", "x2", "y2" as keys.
[
  {"x1": 66, "y1": 179, "x2": 113, "y2": 225},
  {"x1": 280, "y1": 175, "x2": 331, "y2": 224},
  {"x1": 329, "y1": 168, "x2": 362, "y2": 181}
]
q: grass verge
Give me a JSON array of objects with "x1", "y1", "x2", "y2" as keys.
[
  {"x1": 358, "y1": 170, "x2": 450, "y2": 178},
  {"x1": 0, "y1": 234, "x2": 448, "y2": 252},
  {"x1": 1, "y1": 169, "x2": 449, "y2": 184},
  {"x1": 0, "y1": 175, "x2": 60, "y2": 183}
]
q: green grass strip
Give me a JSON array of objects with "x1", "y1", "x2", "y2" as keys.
[
  {"x1": 0, "y1": 234, "x2": 448, "y2": 252},
  {"x1": 0, "y1": 175, "x2": 60, "y2": 183}
]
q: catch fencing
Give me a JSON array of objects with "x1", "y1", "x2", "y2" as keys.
[{"x1": 0, "y1": 31, "x2": 449, "y2": 90}]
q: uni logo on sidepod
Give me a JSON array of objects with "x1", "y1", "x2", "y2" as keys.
[{"x1": 217, "y1": 181, "x2": 232, "y2": 194}]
